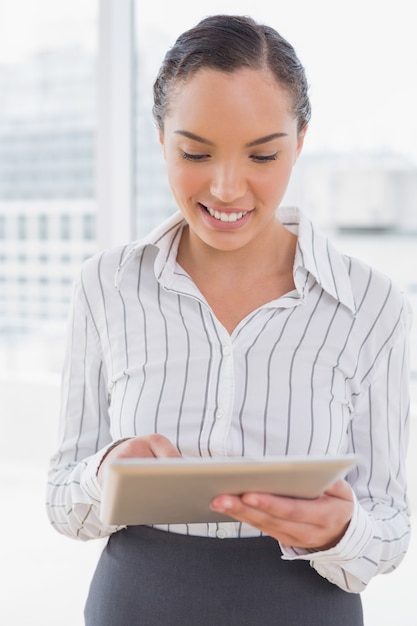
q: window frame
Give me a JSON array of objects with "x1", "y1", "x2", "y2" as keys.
[{"x1": 97, "y1": 0, "x2": 135, "y2": 249}]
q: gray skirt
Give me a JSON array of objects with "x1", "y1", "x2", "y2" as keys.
[{"x1": 84, "y1": 525, "x2": 363, "y2": 626}]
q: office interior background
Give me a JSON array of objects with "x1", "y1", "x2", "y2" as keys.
[{"x1": 0, "y1": 1, "x2": 416, "y2": 624}]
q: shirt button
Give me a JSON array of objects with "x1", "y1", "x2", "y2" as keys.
[
  {"x1": 215, "y1": 408, "x2": 224, "y2": 419},
  {"x1": 216, "y1": 528, "x2": 227, "y2": 539},
  {"x1": 223, "y1": 345, "x2": 231, "y2": 356}
]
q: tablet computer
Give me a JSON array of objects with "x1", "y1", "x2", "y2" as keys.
[{"x1": 100, "y1": 454, "x2": 356, "y2": 526}]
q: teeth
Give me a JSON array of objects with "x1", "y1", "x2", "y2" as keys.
[{"x1": 206, "y1": 207, "x2": 247, "y2": 222}]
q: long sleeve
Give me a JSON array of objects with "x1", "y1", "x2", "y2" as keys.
[
  {"x1": 46, "y1": 271, "x2": 122, "y2": 540},
  {"x1": 281, "y1": 297, "x2": 412, "y2": 592}
]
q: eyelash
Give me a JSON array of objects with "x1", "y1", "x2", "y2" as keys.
[
  {"x1": 180, "y1": 151, "x2": 208, "y2": 162},
  {"x1": 252, "y1": 153, "x2": 279, "y2": 163},
  {"x1": 180, "y1": 151, "x2": 279, "y2": 163}
]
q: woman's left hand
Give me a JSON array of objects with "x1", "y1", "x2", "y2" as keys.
[{"x1": 210, "y1": 479, "x2": 354, "y2": 551}]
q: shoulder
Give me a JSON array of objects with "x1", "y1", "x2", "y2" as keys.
[
  {"x1": 345, "y1": 252, "x2": 402, "y2": 303},
  {"x1": 79, "y1": 244, "x2": 134, "y2": 291},
  {"x1": 344, "y1": 253, "x2": 412, "y2": 335}
]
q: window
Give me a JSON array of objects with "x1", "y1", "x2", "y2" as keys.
[
  {"x1": 17, "y1": 214, "x2": 27, "y2": 239},
  {"x1": 83, "y1": 213, "x2": 95, "y2": 239},
  {"x1": 1, "y1": 2, "x2": 416, "y2": 625},
  {"x1": 60, "y1": 214, "x2": 71, "y2": 240},
  {"x1": 38, "y1": 214, "x2": 48, "y2": 239},
  {"x1": 0, "y1": 3, "x2": 100, "y2": 618},
  {"x1": 0, "y1": 2, "x2": 98, "y2": 337}
]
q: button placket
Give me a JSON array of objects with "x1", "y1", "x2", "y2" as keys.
[
  {"x1": 215, "y1": 408, "x2": 224, "y2": 420},
  {"x1": 209, "y1": 337, "x2": 235, "y2": 454}
]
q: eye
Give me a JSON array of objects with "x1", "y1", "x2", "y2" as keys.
[
  {"x1": 180, "y1": 150, "x2": 210, "y2": 162},
  {"x1": 251, "y1": 153, "x2": 279, "y2": 163}
]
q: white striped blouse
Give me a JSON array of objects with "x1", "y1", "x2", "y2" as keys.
[{"x1": 46, "y1": 206, "x2": 412, "y2": 593}]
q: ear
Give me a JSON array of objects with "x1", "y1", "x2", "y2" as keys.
[{"x1": 295, "y1": 125, "x2": 307, "y2": 162}]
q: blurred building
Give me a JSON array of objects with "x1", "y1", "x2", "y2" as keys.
[
  {"x1": 286, "y1": 152, "x2": 417, "y2": 232},
  {"x1": 0, "y1": 45, "x2": 96, "y2": 199},
  {"x1": 0, "y1": 199, "x2": 96, "y2": 335},
  {"x1": 0, "y1": 46, "x2": 97, "y2": 336},
  {"x1": 0, "y1": 33, "x2": 177, "y2": 337}
]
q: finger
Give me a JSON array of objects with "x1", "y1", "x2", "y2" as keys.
[
  {"x1": 126, "y1": 434, "x2": 181, "y2": 458},
  {"x1": 242, "y1": 492, "x2": 301, "y2": 515},
  {"x1": 324, "y1": 479, "x2": 354, "y2": 501},
  {"x1": 210, "y1": 494, "x2": 274, "y2": 528},
  {"x1": 210, "y1": 494, "x2": 346, "y2": 550},
  {"x1": 98, "y1": 435, "x2": 180, "y2": 486},
  {"x1": 210, "y1": 490, "x2": 354, "y2": 550},
  {"x1": 211, "y1": 492, "x2": 302, "y2": 522},
  {"x1": 210, "y1": 494, "x2": 311, "y2": 545},
  {"x1": 238, "y1": 493, "x2": 332, "y2": 536},
  {"x1": 147, "y1": 434, "x2": 182, "y2": 457}
]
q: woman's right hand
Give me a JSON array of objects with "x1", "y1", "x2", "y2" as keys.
[{"x1": 97, "y1": 434, "x2": 181, "y2": 487}]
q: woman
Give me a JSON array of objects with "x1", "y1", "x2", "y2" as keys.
[{"x1": 46, "y1": 14, "x2": 412, "y2": 625}]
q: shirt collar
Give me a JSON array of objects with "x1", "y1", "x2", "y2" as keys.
[
  {"x1": 116, "y1": 208, "x2": 357, "y2": 315},
  {"x1": 278, "y1": 206, "x2": 357, "y2": 315},
  {"x1": 114, "y1": 212, "x2": 184, "y2": 289}
]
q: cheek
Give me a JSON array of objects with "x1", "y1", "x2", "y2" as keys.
[
  {"x1": 255, "y1": 164, "x2": 293, "y2": 204},
  {"x1": 167, "y1": 163, "x2": 204, "y2": 198}
]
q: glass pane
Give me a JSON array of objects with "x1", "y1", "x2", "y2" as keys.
[
  {"x1": 0, "y1": 2, "x2": 98, "y2": 353},
  {"x1": 0, "y1": 2, "x2": 100, "y2": 624}
]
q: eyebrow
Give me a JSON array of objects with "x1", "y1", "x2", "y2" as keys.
[{"x1": 173, "y1": 130, "x2": 288, "y2": 147}]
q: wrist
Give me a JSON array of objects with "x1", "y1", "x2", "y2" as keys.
[{"x1": 96, "y1": 437, "x2": 133, "y2": 477}]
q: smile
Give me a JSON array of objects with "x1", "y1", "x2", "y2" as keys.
[{"x1": 203, "y1": 205, "x2": 248, "y2": 222}]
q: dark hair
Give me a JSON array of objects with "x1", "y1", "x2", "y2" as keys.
[{"x1": 153, "y1": 14, "x2": 311, "y2": 134}]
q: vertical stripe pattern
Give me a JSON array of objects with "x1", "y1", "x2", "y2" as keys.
[{"x1": 46, "y1": 207, "x2": 412, "y2": 593}]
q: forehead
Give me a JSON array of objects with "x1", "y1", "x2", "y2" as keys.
[{"x1": 165, "y1": 68, "x2": 295, "y2": 136}]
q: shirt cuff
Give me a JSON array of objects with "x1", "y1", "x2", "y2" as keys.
[
  {"x1": 81, "y1": 438, "x2": 134, "y2": 503},
  {"x1": 80, "y1": 444, "x2": 127, "y2": 536},
  {"x1": 280, "y1": 494, "x2": 374, "y2": 564},
  {"x1": 80, "y1": 447, "x2": 111, "y2": 504}
]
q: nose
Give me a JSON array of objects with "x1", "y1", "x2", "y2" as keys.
[{"x1": 209, "y1": 160, "x2": 247, "y2": 203}]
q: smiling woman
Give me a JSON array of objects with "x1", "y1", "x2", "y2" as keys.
[
  {"x1": 43, "y1": 13, "x2": 413, "y2": 626},
  {"x1": 1, "y1": 2, "x2": 416, "y2": 626}
]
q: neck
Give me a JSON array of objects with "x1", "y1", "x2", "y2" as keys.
[{"x1": 177, "y1": 218, "x2": 297, "y2": 282}]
